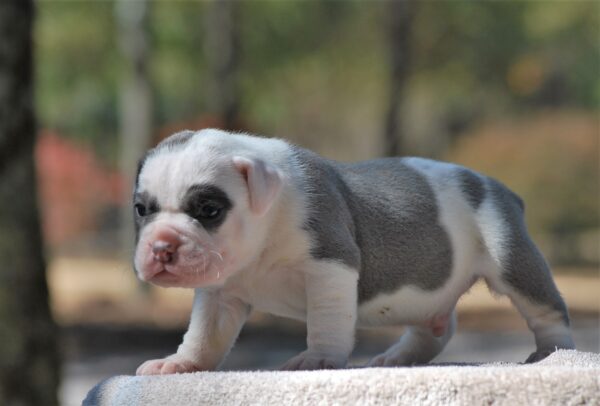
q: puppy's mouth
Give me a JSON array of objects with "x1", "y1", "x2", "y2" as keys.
[
  {"x1": 147, "y1": 268, "x2": 182, "y2": 287},
  {"x1": 138, "y1": 248, "x2": 228, "y2": 288}
]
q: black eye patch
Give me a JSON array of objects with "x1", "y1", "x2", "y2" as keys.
[
  {"x1": 133, "y1": 191, "x2": 160, "y2": 242},
  {"x1": 181, "y1": 184, "x2": 233, "y2": 232}
]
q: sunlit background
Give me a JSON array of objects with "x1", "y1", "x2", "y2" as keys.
[{"x1": 14, "y1": 1, "x2": 600, "y2": 404}]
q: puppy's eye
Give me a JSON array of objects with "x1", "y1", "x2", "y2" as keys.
[
  {"x1": 198, "y1": 201, "x2": 222, "y2": 220},
  {"x1": 134, "y1": 203, "x2": 147, "y2": 217}
]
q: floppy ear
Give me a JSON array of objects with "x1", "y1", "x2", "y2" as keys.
[{"x1": 232, "y1": 156, "x2": 283, "y2": 217}]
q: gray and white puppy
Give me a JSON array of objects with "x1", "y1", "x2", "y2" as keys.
[{"x1": 133, "y1": 129, "x2": 574, "y2": 374}]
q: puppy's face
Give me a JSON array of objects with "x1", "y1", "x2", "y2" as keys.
[{"x1": 133, "y1": 131, "x2": 282, "y2": 288}]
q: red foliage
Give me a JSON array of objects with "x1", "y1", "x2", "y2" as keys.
[{"x1": 35, "y1": 130, "x2": 124, "y2": 246}]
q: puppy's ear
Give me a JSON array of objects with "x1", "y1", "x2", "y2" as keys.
[{"x1": 232, "y1": 156, "x2": 282, "y2": 217}]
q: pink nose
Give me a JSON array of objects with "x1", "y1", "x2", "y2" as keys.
[{"x1": 152, "y1": 238, "x2": 180, "y2": 264}]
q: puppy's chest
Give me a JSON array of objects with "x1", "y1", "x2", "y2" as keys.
[{"x1": 227, "y1": 263, "x2": 308, "y2": 321}]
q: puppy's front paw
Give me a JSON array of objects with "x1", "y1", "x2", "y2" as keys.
[
  {"x1": 367, "y1": 351, "x2": 415, "y2": 367},
  {"x1": 136, "y1": 353, "x2": 207, "y2": 375},
  {"x1": 280, "y1": 350, "x2": 347, "y2": 371}
]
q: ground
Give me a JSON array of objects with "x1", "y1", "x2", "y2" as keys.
[{"x1": 47, "y1": 257, "x2": 599, "y2": 406}]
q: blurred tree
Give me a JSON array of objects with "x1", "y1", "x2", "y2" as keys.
[
  {"x1": 383, "y1": 0, "x2": 416, "y2": 157},
  {"x1": 0, "y1": 0, "x2": 60, "y2": 405},
  {"x1": 406, "y1": 1, "x2": 599, "y2": 149},
  {"x1": 36, "y1": 1, "x2": 119, "y2": 163},
  {"x1": 204, "y1": 0, "x2": 241, "y2": 130},
  {"x1": 151, "y1": 1, "x2": 207, "y2": 126},
  {"x1": 35, "y1": 1, "x2": 599, "y2": 157},
  {"x1": 237, "y1": 0, "x2": 367, "y2": 156},
  {"x1": 116, "y1": 0, "x2": 154, "y2": 256}
]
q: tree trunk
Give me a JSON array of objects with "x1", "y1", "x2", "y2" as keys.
[
  {"x1": 382, "y1": 0, "x2": 416, "y2": 157},
  {"x1": 116, "y1": 0, "x2": 154, "y2": 258},
  {"x1": 0, "y1": 1, "x2": 60, "y2": 405},
  {"x1": 204, "y1": 0, "x2": 241, "y2": 131}
]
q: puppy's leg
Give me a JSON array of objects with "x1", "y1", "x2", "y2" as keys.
[
  {"x1": 281, "y1": 261, "x2": 358, "y2": 370},
  {"x1": 484, "y1": 263, "x2": 574, "y2": 362},
  {"x1": 137, "y1": 288, "x2": 251, "y2": 375},
  {"x1": 367, "y1": 310, "x2": 456, "y2": 367},
  {"x1": 478, "y1": 183, "x2": 575, "y2": 362}
]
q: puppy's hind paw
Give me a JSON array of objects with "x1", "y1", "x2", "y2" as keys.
[
  {"x1": 280, "y1": 350, "x2": 347, "y2": 371},
  {"x1": 525, "y1": 348, "x2": 557, "y2": 363}
]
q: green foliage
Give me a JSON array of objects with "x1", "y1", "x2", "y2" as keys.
[
  {"x1": 151, "y1": 1, "x2": 207, "y2": 124},
  {"x1": 238, "y1": 1, "x2": 388, "y2": 155},
  {"x1": 36, "y1": 1, "x2": 119, "y2": 161},
  {"x1": 407, "y1": 0, "x2": 599, "y2": 134},
  {"x1": 36, "y1": 1, "x2": 599, "y2": 157}
]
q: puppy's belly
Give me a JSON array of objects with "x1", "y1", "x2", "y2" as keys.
[{"x1": 356, "y1": 282, "x2": 469, "y2": 328}]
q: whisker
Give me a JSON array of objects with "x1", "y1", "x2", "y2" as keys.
[
  {"x1": 208, "y1": 250, "x2": 225, "y2": 279},
  {"x1": 210, "y1": 250, "x2": 224, "y2": 263}
]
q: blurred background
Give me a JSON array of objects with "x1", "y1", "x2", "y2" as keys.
[{"x1": 0, "y1": 1, "x2": 598, "y2": 405}]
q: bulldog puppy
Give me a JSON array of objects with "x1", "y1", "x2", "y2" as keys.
[{"x1": 134, "y1": 129, "x2": 574, "y2": 375}]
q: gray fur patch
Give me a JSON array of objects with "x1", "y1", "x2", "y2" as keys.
[
  {"x1": 180, "y1": 184, "x2": 233, "y2": 232},
  {"x1": 292, "y1": 148, "x2": 361, "y2": 272},
  {"x1": 487, "y1": 178, "x2": 569, "y2": 325},
  {"x1": 457, "y1": 169, "x2": 486, "y2": 209},
  {"x1": 133, "y1": 191, "x2": 160, "y2": 243},
  {"x1": 134, "y1": 155, "x2": 148, "y2": 192},
  {"x1": 293, "y1": 147, "x2": 453, "y2": 303},
  {"x1": 157, "y1": 130, "x2": 195, "y2": 150}
]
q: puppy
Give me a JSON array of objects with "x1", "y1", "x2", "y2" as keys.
[{"x1": 134, "y1": 129, "x2": 574, "y2": 374}]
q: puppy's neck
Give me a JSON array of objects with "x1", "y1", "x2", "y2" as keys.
[{"x1": 224, "y1": 170, "x2": 312, "y2": 290}]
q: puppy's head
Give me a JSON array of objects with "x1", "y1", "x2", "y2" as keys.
[{"x1": 133, "y1": 129, "x2": 283, "y2": 288}]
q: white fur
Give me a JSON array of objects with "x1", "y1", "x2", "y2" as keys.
[
  {"x1": 135, "y1": 129, "x2": 572, "y2": 374},
  {"x1": 280, "y1": 260, "x2": 358, "y2": 370},
  {"x1": 137, "y1": 289, "x2": 250, "y2": 374}
]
